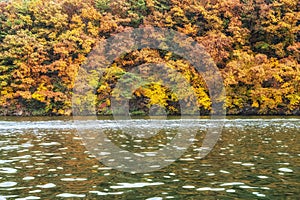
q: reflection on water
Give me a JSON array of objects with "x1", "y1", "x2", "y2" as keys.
[{"x1": 0, "y1": 117, "x2": 299, "y2": 199}]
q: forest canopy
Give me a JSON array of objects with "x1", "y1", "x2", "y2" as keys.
[{"x1": 0, "y1": 0, "x2": 299, "y2": 116}]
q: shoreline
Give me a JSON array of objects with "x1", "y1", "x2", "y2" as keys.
[{"x1": 1, "y1": 114, "x2": 299, "y2": 121}]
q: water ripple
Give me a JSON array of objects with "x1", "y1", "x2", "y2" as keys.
[{"x1": 110, "y1": 182, "x2": 164, "y2": 189}]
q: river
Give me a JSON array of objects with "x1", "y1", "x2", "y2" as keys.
[{"x1": 0, "y1": 117, "x2": 299, "y2": 199}]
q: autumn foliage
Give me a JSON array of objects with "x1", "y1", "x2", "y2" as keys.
[{"x1": 0, "y1": 0, "x2": 299, "y2": 116}]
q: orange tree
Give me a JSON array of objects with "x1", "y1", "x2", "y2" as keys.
[{"x1": 0, "y1": 0, "x2": 299, "y2": 115}]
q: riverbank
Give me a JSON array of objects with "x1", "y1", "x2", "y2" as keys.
[{"x1": 1, "y1": 106, "x2": 299, "y2": 117}]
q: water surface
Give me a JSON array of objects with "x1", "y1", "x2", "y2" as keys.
[{"x1": 0, "y1": 117, "x2": 299, "y2": 199}]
